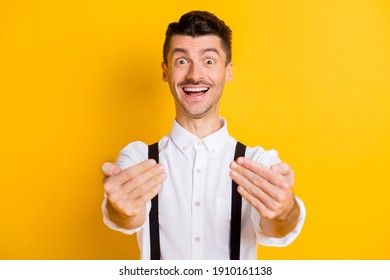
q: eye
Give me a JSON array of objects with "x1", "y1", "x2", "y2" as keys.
[
  {"x1": 177, "y1": 58, "x2": 188, "y2": 65},
  {"x1": 205, "y1": 59, "x2": 215, "y2": 65}
]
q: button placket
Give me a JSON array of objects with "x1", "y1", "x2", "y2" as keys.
[{"x1": 191, "y1": 144, "x2": 206, "y2": 259}]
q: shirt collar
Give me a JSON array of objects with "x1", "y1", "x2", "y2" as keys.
[{"x1": 170, "y1": 117, "x2": 230, "y2": 157}]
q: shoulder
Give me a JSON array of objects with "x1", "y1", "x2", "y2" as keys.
[
  {"x1": 115, "y1": 141, "x2": 148, "y2": 170},
  {"x1": 245, "y1": 145, "x2": 281, "y2": 168}
]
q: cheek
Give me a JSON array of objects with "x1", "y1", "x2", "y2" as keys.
[
  {"x1": 170, "y1": 69, "x2": 186, "y2": 83},
  {"x1": 208, "y1": 71, "x2": 227, "y2": 84}
]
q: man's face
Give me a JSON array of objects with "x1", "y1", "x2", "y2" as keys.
[{"x1": 162, "y1": 35, "x2": 232, "y2": 120}]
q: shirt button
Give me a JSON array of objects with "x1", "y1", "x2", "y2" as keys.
[
  {"x1": 195, "y1": 237, "x2": 201, "y2": 243},
  {"x1": 194, "y1": 201, "x2": 200, "y2": 207},
  {"x1": 196, "y1": 168, "x2": 202, "y2": 174},
  {"x1": 195, "y1": 141, "x2": 204, "y2": 150}
]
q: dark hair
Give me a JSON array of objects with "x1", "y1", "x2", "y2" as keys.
[{"x1": 163, "y1": 11, "x2": 232, "y2": 64}]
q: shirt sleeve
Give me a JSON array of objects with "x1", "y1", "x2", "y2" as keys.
[
  {"x1": 101, "y1": 141, "x2": 149, "y2": 235},
  {"x1": 246, "y1": 146, "x2": 306, "y2": 247}
]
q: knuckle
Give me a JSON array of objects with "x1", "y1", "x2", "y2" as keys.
[
  {"x1": 281, "y1": 162, "x2": 289, "y2": 169},
  {"x1": 113, "y1": 197, "x2": 126, "y2": 209},
  {"x1": 152, "y1": 175, "x2": 164, "y2": 185},
  {"x1": 257, "y1": 168, "x2": 266, "y2": 177},
  {"x1": 130, "y1": 176, "x2": 143, "y2": 188},
  {"x1": 106, "y1": 192, "x2": 116, "y2": 202},
  {"x1": 117, "y1": 200, "x2": 137, "y2": 217},
  {"x1": 150, "y1": 184, "x2": 162, "y2": 197},
  {"x1": 103, "y1": 180, "x2": 114, "y2": 193},
  {"x1": 142, "y1": 194, "x2": 152, "y2": 204},
  {"x1": 269, "y1": 200, "x2": 281, "y2": 211},
  {"x1": 123, "y1": 207, "x2": 138, "y2": 217},
  {"x1": 252, "y1": 199, "x2": 264, "y2": 214},
  {"x1": 124, "y1": 167, "x2": 136, "y2": 178},
  {"x1": 252, "y1": 177, "x2": 261, "y2": 187},
  {"x1": 276, "y1": 192, "x2": 286, "y2": 202},
  {"x1": 144, "y1": 174, "x2": 163, "y2": 189},
  {"x1": 280, "y1": 181, "x2": 290, "y2": 190},
  {"x1": 262, "y1": 212, "x2": 270, "y2": 220},
  {"x1": 252, "y1": 176, "x2": 264, "y2": 188},
  {"x1": 149, "y1": 179, "x2": 159, "y2": 188},
  {"x1": 264, "y1": 211, "x2": 277, "y2": 220},
  {"x1": 141, "y1": 195, "x2": 149, "y2": 204}
]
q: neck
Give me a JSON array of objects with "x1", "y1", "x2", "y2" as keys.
[{"x1": 175, "y1": 114, "x2": 222, "y2": 138}]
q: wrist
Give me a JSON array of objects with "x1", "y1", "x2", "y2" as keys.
[
  {"x1": 106, "y1": 200, "x2": 144, "y2": 230},
  {"x1": 278, "y1": 197, "x2": 297, "y2": 221}
]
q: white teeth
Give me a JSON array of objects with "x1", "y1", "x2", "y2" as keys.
[{"x1": 183, "y1": 87, "x2": 209, "y2": 92}]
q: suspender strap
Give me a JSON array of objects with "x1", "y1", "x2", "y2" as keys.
[
  {"x1": 148, "y1": 142, "x2": 161, "y2": 260},
  {"x1": 230, "y1": 141, "x2": 246, "y2": 260},
  {"x1": 148, "y1": 141, "x2": 246, "y2": 260}
]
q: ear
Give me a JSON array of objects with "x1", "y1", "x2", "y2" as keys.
[
  {"x1": 225, "y1": 62, "x2": 233, "y2": 82},
  {"x1": 161, "y1": 62, "x2": 168, "y2": 82}
]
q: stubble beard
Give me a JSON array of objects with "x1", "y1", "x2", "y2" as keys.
[
  {"x1": 175, "y1": 89, "x2": 222, "y2": 120},
  {"x1": 181, "y1": 101, "x2": 214, "y2": 119}
]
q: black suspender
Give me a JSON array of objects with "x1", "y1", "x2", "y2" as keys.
[
  {"x1": 148, "y1": 142, "x2": 161, "y2": 260},
  {"x1": 148, "y1": 141, "x2": 246, "y2": 260},
  {"x1": 230, "y1": 141, "x2": 246, "y2": 260}
]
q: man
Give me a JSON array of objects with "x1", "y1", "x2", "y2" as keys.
[{"x1": 102, "y1": 11, "x2": 305, "y2": 260}]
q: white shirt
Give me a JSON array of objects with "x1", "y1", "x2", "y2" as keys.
[{"x1": 102, "y1": 118, "x2": 306, "y2": 260}]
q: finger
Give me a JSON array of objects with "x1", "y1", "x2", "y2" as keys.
[
  {"x1": 231, "y1": 161, "x2": 282, "y2": 201},
  {"x1": 234, "y1": 158, "x2": 288, "y2": 190},
  {"x1": 115, "y1": 183, "x2": 163, "y2": 217},
  {"x1": 230, "y1": 169, "x2": 279, "y2": 210},
  {"x1": 102, "y1": 162, "x2": 121, "y2": 176},
  {"x1": 271, "y1": 163, "x2": 294, "y2": 187},
  {"x1": 271, "y1": 162, "x2": 291, "y2": 176},
  {"x1": 237, "y1": 186, "x2": 276, "y2": 220},
  {"x1": 134, "y1": 181, "x2": 164, "y2": 205},
  {"x1": 235, "y1": 157, "x2": 275, "y2": 181},
  {"x1": 104, "y1": 160, "x2": 160, "y2": 195},
  {"x1": 107, "y1": 163, "x2": 165, "y2": 198},
  {"x1": 125, "y1": 168, "x2": 167, "y2": 198},
  {"x1": 110, "y1": 159, "x2": 157, "y2": 186}
]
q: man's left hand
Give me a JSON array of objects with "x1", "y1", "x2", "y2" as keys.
[{"x1": 230, "y1": 158, "x2": 296, "y2": 221}]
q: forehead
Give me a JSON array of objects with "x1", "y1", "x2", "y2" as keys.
[{"x1": 168, "y1": 35, "x2": 225, "y2": 56}]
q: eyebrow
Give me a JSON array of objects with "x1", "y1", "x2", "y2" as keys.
[
  {"x1": 171, "y1": 48, "x2": 221, "y2": 57},
  {"x1": 201, "y1": 48, "x2": 220, "y2": 57},
  {"x1": 171, "y1": 48, "x2": 188, "y2": 56}
]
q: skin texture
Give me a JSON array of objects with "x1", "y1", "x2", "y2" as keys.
[{"x1": 102, "y1": 34, "x2": 300, "y2": 237}]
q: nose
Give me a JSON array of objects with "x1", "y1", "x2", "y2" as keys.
[{"x1": 185, "y1": 62, "x2": 204, "y2": 82}]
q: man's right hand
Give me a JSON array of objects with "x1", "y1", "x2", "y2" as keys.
[{"x1": 102, "y1": 160, "x2": 166, "y2": 230}]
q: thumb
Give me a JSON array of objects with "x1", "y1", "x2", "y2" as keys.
[{"x1": 101, "y1": 162, "x2": 121, "y2": 176}]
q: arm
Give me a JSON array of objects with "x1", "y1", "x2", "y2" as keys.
[
  {"x1": 102, "y1": 160, "x2": 166, "y2": 230},
  {"x1": 230, "y1": 159, "x2": 300, "y2": 238}
]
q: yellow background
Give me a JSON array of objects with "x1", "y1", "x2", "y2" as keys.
[{"x1": 1, "y1": 0, "x2": 389, "y2": 259}]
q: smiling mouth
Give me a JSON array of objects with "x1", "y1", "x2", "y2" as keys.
[{"x1": 182, "y1": 87, "x2": 210, "y2": 95}]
